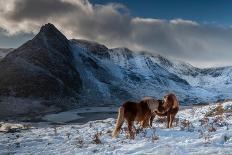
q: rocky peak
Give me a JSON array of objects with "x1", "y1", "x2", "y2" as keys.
[
  {"x1": 27, "y1": 23, "x2": 71, "y2": 58},
  {"x1": 38, "y1": 23, "x2": 67, "y2": 40}
]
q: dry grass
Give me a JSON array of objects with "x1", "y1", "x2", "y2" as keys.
[
  {"x1": 92, "y1": 132, "x2": 102, "y2": 144},
  {"x1": 52, "y1": 126, "x2": 58, "y2": 136},
  {"x1": 205, "y1": 104, "x2": 224, "y2": 117},
  {"x1": 66, "y1": 133, "x2": 71, "y2": 139},
  {"x1": 135, "y1": 127, "x2": 143, "y2": 135},
  {"x1": 180, "y1": 119, "x2": 194, "y2": 132},
  {"x1": 208, "y1": 125, "x2": 216, "y2": 132},
  {"x1": 76, "y1": 137, "x2": 84, "y2": 148},
  {"x1": 199, "y1": 117, "x2": 209, "y2": 126},
  {"x1": 155, "y1": 117, "x2": 166, "y2": 124},
  {"x1": 215, "y1": 104, "x2": 224, "y2": 115},
  {"x1": 152, "y1": 135, "x2": 159, "y2": 142},
  {"x1": 224, "y1": 135, "x2": 230, "y2": 142}
]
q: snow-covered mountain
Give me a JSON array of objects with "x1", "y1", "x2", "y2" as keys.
[
  {"x1": 157, "y1": 58, "x2": 232, "y2": 102},
  {"x1": 0, "y1": 23, "x2": 231, "y2": 117},
  {"x1": 69, "y1": 39, "x2": 231, "y2": 105}
]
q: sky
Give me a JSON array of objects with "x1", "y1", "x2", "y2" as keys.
[
  {"x1": 0, "y1": 0, "x2": 232, "y2": 68},
  {"x1": 92, "y1": 0, "x2": 232, "y2": 26}
]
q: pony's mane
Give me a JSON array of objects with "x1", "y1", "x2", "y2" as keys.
[{"x1": 142, "y1": 96, "x2": 155, "y2": 100}]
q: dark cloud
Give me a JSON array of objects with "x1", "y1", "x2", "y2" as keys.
[
  {"x1": 0, "y1": 0, "x2": 232, "y2": 67},
  {"x1": 8, "y1": 0, "x2": 77, "y2": 21}
]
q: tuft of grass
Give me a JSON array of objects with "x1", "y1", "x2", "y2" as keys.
[
  {"x1": 215, "y1": 104, "x2": 224, "y2": 115},
  {"x1": 92, "y1": 132, "x2": 102, "y2": 144},
  {"x1": 180, "y1": 119, "x2": 194, "y2": 132},
  {"x1": 199, "y1": 117, "x2": 209, "y2": 126},
  {"x1": 205, "y1": 104, "x2": 224, "y2": 117},
  {"x1": 66, "y1": 133, "x2": 71, "y2": 139},
  {"x1": 135, "y1": 127, "x2": 143, "y2": 135},
  {"x1": 224, "y1": 135, "x2": 230, "y2": 142},
  {"x1": 175, "y1": 117, "x2": 180, "y2": 127},
  {"x1": 155, "y1": 117, "x2": 166, "y2": 124},
  {"x1": 52, "y1": 126, "x2": 58, "y2": 136},
  {"x1": 22, "y1": 124, "x2": 31, "y2": 130},
  {"x1": 152, "y1": 135, "x2": 159, "y2": 142},
  {"x1": 76, "y1": 137, "x2": 84, "y2": 148},
  {"x1": 212, "y1": 116, "x2": 227, "y2": 127},
  {"x1": 208, "y1": 125, "x2": 216, "y2": 132}
]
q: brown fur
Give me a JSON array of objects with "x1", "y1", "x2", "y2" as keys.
[
  {"x1": 112, "y1": 98, "x2": 160, "y2": 139},
  {"x1": 153, "y1": 93, "x2": 179, "y2": 128},
  {"x1": 149, "y1": 99, "x2": 165, "y2": 126}
]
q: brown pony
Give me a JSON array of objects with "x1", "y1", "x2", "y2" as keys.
[
  {"x1": 151, "y1": 93, "x2": 179, "y2": 128},
  {"x1": 112, "y1": 97, "x2": 160, "y2": 139}
]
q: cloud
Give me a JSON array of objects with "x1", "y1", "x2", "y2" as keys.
[
  {"x1": 7, "y1": 0, "x2": 77, "y2": 21},
  {"x1": 0, "y1": 0, "x2": 232, "y2": 67},
  {"x1": 0, "y1": 28, "x2": 33, "y2": 48}
]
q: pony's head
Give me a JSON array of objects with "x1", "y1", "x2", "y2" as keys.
[
  {"x1": 162, "y1": 94, "x2": 172, "y2": 112},
  {"x1": 157, "y1": 99, "x2": 165, "y2": 113}
]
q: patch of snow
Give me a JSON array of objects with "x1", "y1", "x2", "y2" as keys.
[{"x1": 0, "y1": 122, "x2": 29, "y2": 132}]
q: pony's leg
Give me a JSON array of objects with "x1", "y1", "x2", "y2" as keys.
[
  {"x1": 128, "y1": 120, "x2": 135, "y2": 139},
  {"x1": 112, "y1": 107, "x2": 125, "y2": 138},
  {"x1": 169, "y1": 114, "x2": 175, "y2": 128},
  {"x1": 150, "y1": 114, "x2": 156, "y2": 127},
  {"x1": 167, "y1": 113, "x2": 171, "y2": 128},
  {"x1": 141, "y1": 112, "x2": 151, "y2": 128},
  {"x1": 170, "y1": 112, "x2": 177, "y2": 128},
  {"x1": 144, "y1": 117, "x2": 151, "y2": 128},
  {"x1": 141, "y1": 120, "x2": 148, "y2": 128}
]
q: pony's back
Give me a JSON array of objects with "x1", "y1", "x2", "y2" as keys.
[{"x1": 141, "y1": 97, "x2": 159, "y2": 112}]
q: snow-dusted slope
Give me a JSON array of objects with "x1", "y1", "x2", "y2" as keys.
[
  {"x1": 156, "y1": 57, "x2": 232, "y2": 102},
  {"x1": 0, "y1": 102, "x2": 231, "y2": 154},
  {"x1": 70, "y1": 41, "x2": 190, "y2": 105},
  {"x1": 70, "y1": 39, "x2": 231, "y2": 105}
]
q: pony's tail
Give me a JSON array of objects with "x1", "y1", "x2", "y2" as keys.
[{"x1": 112, "y1": 106, "x2": 125, "y2": 138}]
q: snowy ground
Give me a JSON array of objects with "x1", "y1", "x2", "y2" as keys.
[{"x1": 0, "y1": 102, "x2": 231, "y2": 155}]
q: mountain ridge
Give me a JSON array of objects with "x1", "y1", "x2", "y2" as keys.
[{"x1": 0, "y1": 23, "x2": 231, "y2": 118}]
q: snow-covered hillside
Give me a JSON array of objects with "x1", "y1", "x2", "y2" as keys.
[
  {"x1": 70, "y1": 39, "x2": 232, "y2": 105},
  {"x1": 70, "y1": 41, "x2": 191, "y2": 105},
  {"x1": 158, "y1": 58, "x2": 232, "y2": 101},
  {"x1": 0, "y1": 102, "x2": 231, "y2": 154}
]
